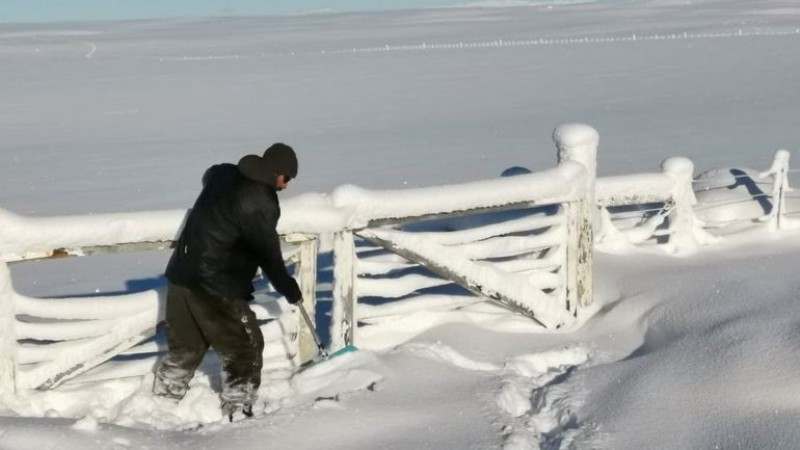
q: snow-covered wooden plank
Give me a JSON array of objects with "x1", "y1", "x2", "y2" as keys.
[
  {"x1": 404, "y1": 213, "x2": 564, "y2": 246},
  {"x1": 330, "y1": 231, "x2": 357, "y2": 350},
  {"x1": 451, "y1": 229, "x2": 565, "y2": 260},
  {"x1": 356, "y1": 258, "x2": 417, "y2": 276},
  {"x1": 330, "y1": 163, "x2": 586, "y2": 229},
  {"x1": 595, "y1": 173, "x2": 676, "y2": 207},
  {"x1": 16, "y1": 309, "x2": 157, "y2": 390},
  {"x1": 0, "y1": 208, "x2": 186, "y2": 263},
  {"x1": 358, "y1": 229, "x2": 571, "y2": 329},
  {"x1": 15, "y1": 290, "x2": 160, "y2": 321},
  {"x1": 563, "y1": 199, "x2": 592, "y2": 313},
  {"x1": 491, "y1": 255, "x2": 562, "y2": 274},
  {"x1": 16, "y1": 317, "x2": 139, "y2": 342},
  {"x1": 297, "y1": 238, "x2": 319, "y2": 364},
  {"x1": 66, "y1": 337, "x2": 299, "y2": 385},
  {"x1": 358, "y1": 274, "x2": 452, "y2": 299},
  {"x1": 65, "y1": 355, "x2": 159, "y2": 385},
  {"x1": 554, "y1": 123, "x2": 596, "y2": 313},
  {"x1": 15, "y1": 240, "x2": 175, "y2": 263},
  {"x1": 0, "y1": 263, "x2": 16, "y2": 393},
  {"x1": 357, "y1": 294, "x2": 485, "y2": 320}
]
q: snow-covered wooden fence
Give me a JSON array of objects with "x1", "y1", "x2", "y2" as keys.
[
  {"x1": 595, "y1": 149, "x2": 797, "y2": 253},
  {"x1": 594, "y1": 156, "x2": 715, "y2": 253},
  {"x1": 0, "y1": 209, "x2": 180, "y2": 393},
  {"x1": 0, "y1": 208, "x2": 320, "y2": 393},
  {"x1": 10, "y1": 123, "x2": 796, "y2": 394}
]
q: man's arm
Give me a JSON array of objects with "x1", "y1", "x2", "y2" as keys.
[{"x1": 242, "y1": 199, "x2": 302, "y2": 303}]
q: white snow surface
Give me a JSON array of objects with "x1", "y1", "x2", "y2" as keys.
[{"x1": 2, "y1": 0, "x2": 800, "y2": 449}]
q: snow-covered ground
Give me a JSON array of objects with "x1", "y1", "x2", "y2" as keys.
[{"x1": 2, "y1": 0, "x2": 800, "y2": 448}]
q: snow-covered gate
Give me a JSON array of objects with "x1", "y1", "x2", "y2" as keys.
[
  {"x1": 0, "y1": 209, "x2": 319, "y2": 394},
  {"x1": 325, "y1": 124, "x2": 597, "y2": 349}
]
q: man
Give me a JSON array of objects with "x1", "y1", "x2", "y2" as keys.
[{"x1": 153, "y1": 143, "x2": 302, "y2": 421}]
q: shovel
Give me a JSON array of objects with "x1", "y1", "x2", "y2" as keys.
[{"x1": 297, "y1": 302, "x2": 358, "y2": 367}]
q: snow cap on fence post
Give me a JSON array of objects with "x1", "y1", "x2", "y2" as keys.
[
  {"x1": 661, "y1": 156, "x2": 694, "y2": 179},
  {"x1": 0, "y1": 262, "x2": 16, "y2": 394},
  {"x1": 553, "y1": 122, "x2": 599, "y2": 235},
  {"x1": 553, "y1": 123, "x2": 597, "y2": 312},
  {"x1": 554, "y1": 123, "x2": 599, "y2": 187}
]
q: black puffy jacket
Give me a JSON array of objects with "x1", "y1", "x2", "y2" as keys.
[{"x1": 166, "y1": 163, "x2": 302, "y2": 303}]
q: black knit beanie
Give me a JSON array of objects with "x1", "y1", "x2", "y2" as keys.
[
  {"x1": 238, "y1": 143, "x2": 298, "y2": 185},
  {"x1": 263, "y1": 143, "x2": 298, "y2": 178}
]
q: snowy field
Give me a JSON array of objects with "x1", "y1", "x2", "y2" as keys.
[{"x1": 2, "y1": 0, "x2": 800, "y2": 448}]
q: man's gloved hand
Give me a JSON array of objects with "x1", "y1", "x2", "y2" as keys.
[{"x1": 285, "y1": 278, "x2": 302, "y2": 305}]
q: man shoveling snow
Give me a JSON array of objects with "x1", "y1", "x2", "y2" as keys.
[{"x1": 153, "y1": 143, "x2": 303, "y2": 421}]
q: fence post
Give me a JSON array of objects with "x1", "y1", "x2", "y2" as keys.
[
  {"x1": 553, "y1": 123, "x2": 598, "y2": 312},
  {"x1": 0, "y1": 262, "x2": 16, "y2": 394},
  {"x1": 296, "y1": 237, "x2": 319, "y2": 364},
  {"x1": 330, "y1": 231, "x2": 356, "y2": 351},
  {"x1": 661, "y1": 157, "x2": 715, "y2": 253},
  {"x1": 759, "y1": 149, "x2": 791, "y2": 231}
]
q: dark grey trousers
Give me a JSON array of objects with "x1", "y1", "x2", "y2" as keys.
[{"x1": 153, "y1": 282, "x2": 264, "y2": 405}]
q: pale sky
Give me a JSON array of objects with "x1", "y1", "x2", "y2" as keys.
[{"x1": 0, "y1": 0, "x2": 468, "y2": 23}]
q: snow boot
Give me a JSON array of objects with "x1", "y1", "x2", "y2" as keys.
[
  {"x1": 152, "y1": 372, "x2": 188, "y2": 401},
  {"x1": 221, "y1": 401, "x2": 254, "y2": 423}
]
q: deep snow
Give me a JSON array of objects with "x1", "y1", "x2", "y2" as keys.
[{"x1": 2, "y1": 0, "x2": 800, "y2": 449}]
